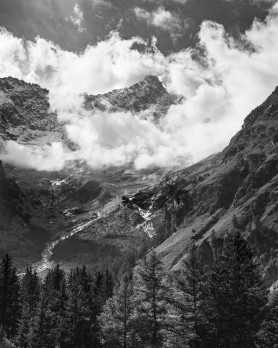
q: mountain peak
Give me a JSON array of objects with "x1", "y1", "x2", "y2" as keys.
[{"x1": 84, "y1": 75, "x2": 179, "y2": 120}]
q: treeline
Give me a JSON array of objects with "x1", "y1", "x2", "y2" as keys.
[
  {"x1": 1, "y1": 230, "x2": 278, "y2": 347},
  {"x1": 0, "y1": 260, "x2": 113, "y2": 348}
]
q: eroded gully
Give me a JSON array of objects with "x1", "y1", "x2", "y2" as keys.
[{"x1": 35, "y1": 211, "x2": 101, "y2": 272}]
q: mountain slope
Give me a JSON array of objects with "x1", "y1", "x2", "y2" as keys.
[
  {"x1": 1, "y1": 75, "x2": 278, "y2": 283},
  {"x1": 131, "y1": 86, "x2": 278, "y2": 285},
  {"x1": 0, "y1": 75, "x2": 176, "y2": 272},
  {"x1": 0, "y1": 160, "x2": 63, "y2": 268}
]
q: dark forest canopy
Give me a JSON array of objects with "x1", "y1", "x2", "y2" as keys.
[{"x1": 0, "y1": 231, "x2": 278, "y2": 348}]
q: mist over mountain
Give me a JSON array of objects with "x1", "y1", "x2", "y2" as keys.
[
  {"x1": 2, "y1": 3, "x2": 278, "y2": 170},
  {"x1": 0, "y1": 0, "x2": 278, "y2": 293}
]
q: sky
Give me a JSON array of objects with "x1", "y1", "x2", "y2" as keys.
[
  {"x1": 0, "y1": 0, "x2": 278, "y2": 170},
  {"x1": 0, "y1": 0, "x2": 273, "y2": 53}
]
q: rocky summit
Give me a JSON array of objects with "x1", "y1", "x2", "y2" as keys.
[{"x1": 0, "y1": 75, "x2": 278, "y2": 285}]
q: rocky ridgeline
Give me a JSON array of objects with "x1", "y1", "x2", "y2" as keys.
[
  {"x1": 0, "y1": 76, "x2": 177, "y2": 147},
  {"x1": 84, "y1": 75, "x2": 180, "y2": 122}
]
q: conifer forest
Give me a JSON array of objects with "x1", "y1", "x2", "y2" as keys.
[{"x1": 0, "y1": 229, "x2": 277, "y2": 348}]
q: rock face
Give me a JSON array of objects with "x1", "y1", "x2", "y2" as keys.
[
  {"x1": 0, "y1": 77, "x2": 63, "y2": 146},
  {"x1": 0, "y1": 75, "x2": 177, "y2": 147},
  {"x1": 84, "y1": 75, "x2": 179, "y2": 122},
  {"x1": 0, "y1": 159, "x2": 61, "y2": 268},
  {"x1": 131, "y1": 86, "x2": 278, "y2": 285},
  {"x1": 0, "y1": 159, "x2": 30, "y2": 223}
]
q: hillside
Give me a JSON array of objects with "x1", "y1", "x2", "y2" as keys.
[
  {"x1": 128, "y1": 86, "x2": 278, "y2": 285},
  {"x1": 0, "y1": 159, "x2": 62, "y2": 267},
  {"x1": 1, "y1": 74, "x2": 278, "y2": 284}
]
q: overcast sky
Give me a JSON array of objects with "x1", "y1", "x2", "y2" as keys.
[{"x1": 1, "y1": 0, "x2": 278, "y2": 170}]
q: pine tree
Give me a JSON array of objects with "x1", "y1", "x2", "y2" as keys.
[
  {"x1": 16, "y1": 267, "x2": 41, "y2": 348},
  {"x1": 99, "y1": 273, "x2": 136, "y2": 348},
  {"x1": 174, "y1": 243, "x2": 207, "y2": 348},
  {"x1": 203, "y1": 230, "x2": 268, "y2": 347},
  {"x1": 20, "y1": 267, "x2": 41, "y2": 311},
  {"x1": 27, "y1": 293, "x2": 52, "y2": 348},
  {"x1": 103, "y1": 268, "x2": 114, "y2": 301},
  {"x1": 133, "y1": 251, "x2": 171, "y2": 348},
  {"x1": 91, "y1": 270, "x2": 111, "y2": 348},
  {"x1": 28, "y1": 265, "x2": 68, "y2": 348},
  {"x1": 65, "y1": 266, "x2": 94, "y2": 348},
  {"x1": 0, "y1": 254, "x2": 20, "y2": 339}
]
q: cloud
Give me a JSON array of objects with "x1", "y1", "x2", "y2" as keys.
[
  {"x1": 141, "y1": 0, "x2": 190, "y2": 3},
  {"x1": 1, "y1": 3, "x2": 278, "y2": 170},
  {"x1": 1, "y1": 141, "x2": 70, "y2": 171},
  {"x1": 90, "y1": 0, "x2": 113, "y2": 9},
  {"x1": 134, "y1": 7, "x2": 187, "y2": 42},
  {"x1": 67, "y1": 4, "x2": 86, "y2": 33}
]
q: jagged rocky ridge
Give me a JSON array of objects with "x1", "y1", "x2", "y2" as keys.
[
  {"x1": 84, "y1": 75, "x2": 180, "y2": 122},
  {"x1": 0, "y1": 75, "x2": 176, "y2": 148}
]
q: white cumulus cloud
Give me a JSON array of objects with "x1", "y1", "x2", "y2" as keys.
[
  {"x1": 134, "y1": 7, "x2": 187, "y2": 42},
  {"x1": 1, "y1": 3, "x2": 278, "y2": 170},
  {"x1": 67, "y1": 4, "x2": 86, "y2": 33}
]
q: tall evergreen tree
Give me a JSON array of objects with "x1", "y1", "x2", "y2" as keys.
[
  {"x1": 133, "y1": 251, "x2": 171, "y2": 348},
  {"x1": 99, "y1": 273, "x2": 136, "y2": 348},
  {"x1": 103, "y1": 268, "x2": 114, "y2": 302},
  {"x1": 28, "y1": 265, "x2": 68, "y2": 348},
  {"x1": 91, "y1": 269, "x2": 114, "y2": 348},
  {"x1": 203, "y1": 231, "x2": 268, "y2": 347},
  {"x1": 0, "y1": 254, "x2": 20, "y2": 339},
  {"x1": 16, "y1": 267, "x2": 41, "y2": 348},
  {"x1": 20, "y1": 267, "x2": 41, "y2": 311},
  {"x1": 174, "y1": 243, "x2": 207, "y2": 348},
  {"x1": 65, "y1": 266, "x2": 94, "y2": 348},
  {"x1": 27, "y1": 293, "x2": 52, "y2": 348}
]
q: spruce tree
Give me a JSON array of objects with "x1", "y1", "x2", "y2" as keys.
[
  {"x1": 0, "y1": 254, "x2": 20, "y2": 339},
  {"x1": 99, "y1": 273, "x2": 136, "y2": 348},
  {"x1": 203, "y1": 231, "x2": 268, "y2": 347},
  {"x1": 20, "y1": 267, "x2": 41, "y2": 311},
  {"x1": 174, "y1": 243, "x2": 206, "y2": 348},
  {"x1": 27, "y1": 293, "x2": 51, "y2": 348},
  {"x1": 103, "y1": 268, "x2": 114, "y2": 301},
  {"x1": 65, "y1": 266, "x2": 94, "y2": 348},
  {"x1": 28, "y1": 265, "x2": 68, "y2": 348},
  {"x1": 133, "y1": 251, "x2": 171, "y2": 348},
  {"x1": 91, "y1": 270, "x2": 114, "y2": 348},
  {"x1": 16, "y1": 267, "x2": 41, "y2": 348}
]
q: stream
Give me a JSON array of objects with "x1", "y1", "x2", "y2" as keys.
[{"x1": 35, "y1": 211, "x2": 101, "y2": 273}]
